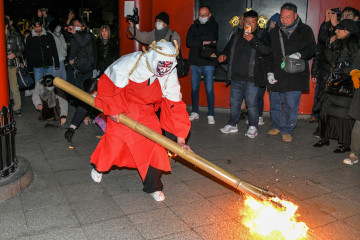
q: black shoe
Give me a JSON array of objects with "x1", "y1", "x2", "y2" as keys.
[
  {"x1": 65, "y1": 128, "x2": 75, "y2": 142},
  {"x1": 313, "y1": 140, "x2": 329, "y2": 147},
  {"x1": 14, "y1": 109, "x2": 21, "y2": 116},
  {"x1": 334, "y1": 146, "x2": 351, "y2": 153}
]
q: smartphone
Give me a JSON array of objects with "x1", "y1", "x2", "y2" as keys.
[{"x1": 244, "y1": 25, "x2": 251, "y2": 35}]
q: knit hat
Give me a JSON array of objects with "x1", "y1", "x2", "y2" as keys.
[
  {"x1": 266, "y1": 13, "x2": 280, "y2": 28},
  {"x1": 335, "y1": 19, "x2": 359, "y2": 33},
  {"x1": 155, "y1": 12, "x2": 169, "y2": 25}
]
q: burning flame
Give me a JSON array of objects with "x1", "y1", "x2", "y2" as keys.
[{"x1": 241, "y1": 196, "x2": 308, "y2": 240}]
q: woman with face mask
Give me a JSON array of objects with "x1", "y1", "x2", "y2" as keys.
[
  {"x1": 128, "y1": 12, "x2": 181, "y2": 47},
  {"x1": 48, "y1": 20, "x2": 67, "y2": 81},
  {"x1": 32, "y1": 74, "x2": 68, "y2": 125}
]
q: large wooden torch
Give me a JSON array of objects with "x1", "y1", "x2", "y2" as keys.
[{"x1": 54, "y1": 77, "x2": 277, "y2": 201}]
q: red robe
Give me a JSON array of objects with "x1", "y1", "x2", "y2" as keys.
[{"x1": 91, "y1": 74, "x2": 191, "y2": 180}]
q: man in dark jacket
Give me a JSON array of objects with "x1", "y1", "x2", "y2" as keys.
[
  {"x1": 266, "y1": 2, "x2": 316, "y2": 142},
  {"x1": 218, "y1": 10, "x2": 271, "y2": 138},
  {"x1": 25, "y1": 17, "x2": 59, "y2": 86},
  {"x1": 186, "y1": 6, "x2": 218, "y2": 124},
  {"x1": 68, "y1": 18, "x2": 95, "y2": 89},
  {"x1": 6, "y1": 17, "x2": 24, "y2": 115}
]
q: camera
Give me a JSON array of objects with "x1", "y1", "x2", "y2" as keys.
[
  {"x1": 331, "y1": 8, "x2": 341, "y2": 16},
  {"x1": 126, "y1": 7, "x2": 139, "y2": 24}
]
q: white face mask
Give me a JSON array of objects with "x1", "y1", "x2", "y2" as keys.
[
  {"x1": 199, "y1": 17, "x2": 209, "y2": 24},
  {"x1": 155, "y1": 22, "x2": 164, "y2": 31},
  {"x1": 55, "y1": 26, "x2": 61, "y2": 33},
  {"x1": 75, "y1": 26, "x2": 82, "y2": 31},
  {"x1": 46, "y1": 86, "x2": 55, "y2": 91}
]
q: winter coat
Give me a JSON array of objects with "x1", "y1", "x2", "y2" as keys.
[
  {"x1": 25, "y1": 29, "x2": 59, "y2": 70},
  {"x1": 70, "y1": 30, "x2": 96, "y2": 73},
  {"x1": 323, "y1": 33, "x2": 360, "y2": 120},
  {"x1": 222, "y1": 27, "x2": 271, "y2": 86},
  {"x1": 129, "y1": 27, "x2": 181, "y2": 47},
  {"x1": 266, "y1": 20, "x2": 316, "y2": 92},
  {"x1": 96, "y1": 38, "x2": 119, "y2": 74},
  {"x1": 6, "y1": 29, "x2": 24, "y2": 67},
  {"x1": 186, "y1": 17, "x2": 218, "y2": 66},
  {"x1": 48, "y1": 32, "x2": 67, "y2": 62},
  {"x1": 32, "y1": 81, "x2": 68, "y2": 117}
]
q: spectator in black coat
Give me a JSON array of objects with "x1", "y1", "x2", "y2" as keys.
[
  {"x1": 186, "y1": 6, "x2": 218, "y2": 124},
  {"x1": 266, "y1": 3, "x2": 316, "y2": 143},
  {"x1": 25, "y1": 17, "x2": 59, "y2": 86},
  {"x1": 96, "y1": 25, "x2": 119, "y2": 75}
]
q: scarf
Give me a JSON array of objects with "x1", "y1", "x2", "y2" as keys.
[
  {"x1": 40, "y1": 86, "x2": 57, "y2": 108},
  {"x1": 155, "y1": 25, "x2": 169, "y2": 41},
  {"x1": 279, "y1": 16, "x2": 300, "y2": 38}
]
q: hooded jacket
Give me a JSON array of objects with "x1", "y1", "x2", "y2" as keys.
[
  {"x1": 186, "y1": 17, "x2": 218, "y2": 66},
  {"x1": 25, "y1": 28, "x2": 59, "y2": 70}
]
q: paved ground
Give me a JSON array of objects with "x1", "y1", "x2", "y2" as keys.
[{"x1": 0, "y1": 94, "x2": 359, "y2": 240}]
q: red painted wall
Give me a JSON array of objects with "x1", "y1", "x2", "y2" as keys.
[
  {"x1": 118, "y1": 0, "x2": 360, "y2": 114},
  {"x1": 0, "y1": 0, "x2": 9, "y2": 108}
]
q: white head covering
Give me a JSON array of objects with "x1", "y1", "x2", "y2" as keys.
[{"x1": 104, "y1": 41, "x2": 182, "y2": 102}]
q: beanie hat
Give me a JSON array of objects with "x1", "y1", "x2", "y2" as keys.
[
  {"x1": 335, "y1": 19, "x2": 359, "y2": 34},
  {"x1": 155, "y1": 12, "x2": 169, "y2": 25},
  {"x1": 266, "y1": 13, "x2": 280, "y2": 28}
]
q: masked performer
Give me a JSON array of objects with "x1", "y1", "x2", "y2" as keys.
[{"x1": 90, "y1": 41, "x2": 191, "y2": 201}]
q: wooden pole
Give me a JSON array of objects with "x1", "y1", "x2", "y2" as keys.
[{"x1": 53, "y1": 77, "x2": 275, "y2": 200}]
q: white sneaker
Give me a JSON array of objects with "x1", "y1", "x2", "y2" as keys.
[
  {"x1": 246, "y1": 117, "x2": 264, "y2": 125},
  {"x1": 150, "y1": 191, "x2": 165, "y2": 201},
  {"x1": 258, "y1": 117, "x2": 265, "y2": 125},
  {"x1": 220, "y1": 124, "x2": 238, "y2": 133},
  {"x1": 91, "y1": 168, "x2": 102, "y2": 183},
  {"x1": 207, "y1": 116, "x2": 215, "y2": 124},
  {"x1": 25, "y1": 89, "x2": 34, "y2": 97},
  {"x1": 245, "y1": 126, "x2": 258, "y2": 138},
  {"x1": 189, "y1": 112, "x2": 199, "y2": 121}
]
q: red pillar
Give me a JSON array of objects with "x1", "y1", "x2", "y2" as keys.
[
  {"x1": 0, "y1": 0, "x2": 9, "y2": 108},
  {"x1": 118, "y1": 0, "x2": 153, "y2": 55}
]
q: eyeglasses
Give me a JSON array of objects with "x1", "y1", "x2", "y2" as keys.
[{"x1": 341, "y1": 13, "x2": 354, "y2": 19}]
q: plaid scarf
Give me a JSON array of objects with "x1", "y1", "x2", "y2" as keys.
[{"x1": 279, "y1": 16, "x2": 300, "y2": 38}]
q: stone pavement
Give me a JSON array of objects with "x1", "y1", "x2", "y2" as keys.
[{"x1": 0, "y1": 94, "x2": 359, "y2": 240}]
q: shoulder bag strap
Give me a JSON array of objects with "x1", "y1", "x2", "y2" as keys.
[
  {"x1": 278, "y1": 29, "x2": 286, "y2": 57},
  {"x1": 169, "y1": 30, "x2": 174, "y2": 43}
]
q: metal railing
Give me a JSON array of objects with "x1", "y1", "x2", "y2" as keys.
[{"x1": 0, "y1": 102, "x2": 17, "y2": 179}]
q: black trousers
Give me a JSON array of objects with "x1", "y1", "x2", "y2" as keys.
[{"x1": 142, "y1": 165, "x2": 163, "y2": 193}]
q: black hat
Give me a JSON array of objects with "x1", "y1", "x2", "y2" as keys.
[
  {"x1": 335, "y1": 19, "x2": 359, "y2": 33},
  {"x1": 155, "y1": 12, "x2": 169, "y2": 25}
]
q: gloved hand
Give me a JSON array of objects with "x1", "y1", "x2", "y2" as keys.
[
  {"x1": 92, "y1": 69, "x2": 100, "y2": 78},
  {"x1": 288, "y1": 52, "x2": 301, "y2": 59},
  {"x1": 267, "y1": 73, "x2": 278, "y2": 84}
]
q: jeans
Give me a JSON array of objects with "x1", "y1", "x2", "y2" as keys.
[
  {"x1": 258, "y1": 86, "x2": 266, "y2": 117},
  {"x1": 33, "y1": 67, "x2": 53, "y2": 85},
  {"x1": 228, "y1": 80, "x2": 259, "y2": 127},
  {"x1": 53, "y1": 61, "x2": 67, "y2": 81},
  {"x1": 190, "y1": 65, "x2": 215, "y2": 116},
  {"x1": 269, "y1": 91, "x2": 302, "y2": 135}
]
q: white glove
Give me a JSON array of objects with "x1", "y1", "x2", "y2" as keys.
[
  {"x1": 267, "y1": 73, "x2": 278, "y2": 84},
  {"x1": 288, "y1": 52, "x2": 301, "y2": 59}
]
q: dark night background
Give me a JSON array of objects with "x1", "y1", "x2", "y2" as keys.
[{"x1": 5, "y1": 0, "x2": 119, "y2": 28}]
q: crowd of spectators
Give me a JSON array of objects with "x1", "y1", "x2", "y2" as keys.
[{"x1": 5, "y1": 2, "x2": 360, "y2": 169}]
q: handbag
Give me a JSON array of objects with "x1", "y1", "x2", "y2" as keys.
[
  {"x1": 325, "y1": 72, "x2": 354, "y2": 97},
  {"x1": 176, "y1": 50, "x2": 189, "y2": 78},
  {"x1": 279, "y1": 30, "x2": 305, "y2": 73},
  {"x1": 169, "y1": 31, "x2": 189, "y2": 78},
  {"x1": 200, "y1": 42, "x2": 218, "y2": 60},
  {"x1": 15, "y1": 57, "x2": 34, "y2": 89}
]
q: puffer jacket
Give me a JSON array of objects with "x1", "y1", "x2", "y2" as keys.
[{"x1": 6, "y1": 29, "x2": 24, "y2": 67}]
